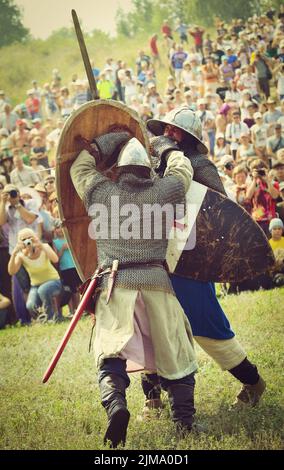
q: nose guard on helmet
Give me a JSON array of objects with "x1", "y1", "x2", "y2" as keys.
[
  {"x1": 146, "y1": 106, "x2": 208, "y2": 155},
  {"x1": 117, "y1": 137, "x2": 152, "y2": 168}
]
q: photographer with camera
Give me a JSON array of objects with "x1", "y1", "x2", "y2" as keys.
[
  {"x1": 246, "y1": 159, "x2": 280, "y2": 236},
  {"x1": 0, "y1": 183, "x2": 42, "y2": 324},
  {"x1": 8, "y1": 228, "x2": 62, "y2": 323}
]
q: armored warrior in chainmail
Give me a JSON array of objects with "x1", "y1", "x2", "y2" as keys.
[
  {"x1": 138, "y1": 107, "x2": 266, "y2": 417},
  {"x1": 70, "y1": 132, "x2": 198, "y2": 447}
]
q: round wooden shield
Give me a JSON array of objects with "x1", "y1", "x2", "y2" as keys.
[
  {"x1": 56, "y1": 100, "x2": 150, "y2": 282},
  {"x1": 166, "y1": 181, "x2": 275, "y2": 282}
]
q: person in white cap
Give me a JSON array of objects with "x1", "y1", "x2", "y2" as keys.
[
  {"x1": 268, "y1": 218, "x2": 284, "y2": 252},
  {"x1": 71, "y1": 130, "x2": 197, "y2": 447}
]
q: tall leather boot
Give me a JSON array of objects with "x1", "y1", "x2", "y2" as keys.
[
  {"x1": 99, "y1": 374, "x2": 130, "y2": 448},
  {"x1": 167, "y1": 383, "x2": 196, "y2": 435}
]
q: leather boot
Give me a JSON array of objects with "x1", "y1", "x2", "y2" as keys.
[
  {"x1": 99, "y1": 374, "x2": 130, "y2": 448},
  {"x1": 139, "y1": 373, "x2": 163, "y2": 420},
  {"x1": 233, "y1": 375, "x2": 266, "y2": 407},
  {"x1": 167, "y1": 383, "x2": 196, "y2": 434}
]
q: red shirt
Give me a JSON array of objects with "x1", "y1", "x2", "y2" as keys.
[
  {"x1": 190, "y1": 30, "x2": 204, "y2": 46},
  {"x1": 150, "y1": 36, "x2": 158, "y2": 55},
  {"x1": 162, "y1": 24, "x2": 172, "y2": 37}
]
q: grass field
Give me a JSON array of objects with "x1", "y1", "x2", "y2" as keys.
[{"x1": 0, "y1": 287, "x2": 283, "y2": 451}]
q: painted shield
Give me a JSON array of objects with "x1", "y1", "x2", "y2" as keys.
[
  {"x1": 56, "y1": 99, "x2": 150, "y2": 282},
  {"x1": 166, "y1": 181, "x2": 275, "y2": 282}
]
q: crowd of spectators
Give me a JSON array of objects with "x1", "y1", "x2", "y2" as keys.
[{"x1": 1, "y1": 8, "x2": 284, "y2": 328}]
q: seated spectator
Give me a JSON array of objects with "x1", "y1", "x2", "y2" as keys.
[
  {"x1": 30, "y1": 154, "x2": 48, "y2": 181},
  {"x1": 8, "y1": 228, "x2": 63, "y2": 323}
]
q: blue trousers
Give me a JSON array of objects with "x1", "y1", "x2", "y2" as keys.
[{"x1": 26, "y1": 279, "x2": 62, "y2": 320}]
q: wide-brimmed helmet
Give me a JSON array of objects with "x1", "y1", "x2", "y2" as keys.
[{"x1": 147, "y1": 106, "x2": 208, "y2": 154}]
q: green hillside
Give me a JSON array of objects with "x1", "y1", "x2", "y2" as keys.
[{"x1": 0, "y1": 29, "x2": 172, "y2": 106}]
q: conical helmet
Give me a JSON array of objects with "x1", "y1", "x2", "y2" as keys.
[
  {"x1": 117, "y1": 137, "x2": 151, "y2": 168},
  {"x1": 147, "y1": 106, "x2": 208, "y2": 154}
]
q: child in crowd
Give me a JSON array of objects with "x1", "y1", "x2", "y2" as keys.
[{"x1": 269, "y1": 218, "x2": 284, "y2": 252}]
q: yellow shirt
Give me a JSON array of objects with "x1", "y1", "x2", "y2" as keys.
[
  {"x1": 269, "y1": 237, "x2": 284, "y2": 253},
  {"x1": 22, "y1": 250, "x2": 59, "y2": 286}
]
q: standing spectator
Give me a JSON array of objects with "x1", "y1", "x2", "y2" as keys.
[
  {"x1": 53, "y1": 226, "x2": 81, "y2": 318},
  {"x1": 232, "y1": 165, "x2": 252, "y2": 213},
  {"x1": 171, "y1": 45, "x2": 188, "y2": 84},
  {"x1": 58, "y1": 87, "x2": 73, "y2": 119},
  {"x1": 25, "y1": 90, "x2": 41, "y2": 120},
  {"x1": 42, "y1": 83, "x2": 58, "y2": 119},
  {"x1": 272, "y1": 160, "x2": 284, "y2": 184},
  {"x1": 263, "y1": 98, "x2": 283, "y2": 135},
  {"x1": 143, "y1": 84, "x2": 163, "y2": 116},
  {"x1": 224, "y1": 80, "x2": 241, "y2": 105},
  {"x1": 267, "y1": 124, "x2": 284, "y2": 164},
  {"x1": 0, "y1": 104, "x2": 18, "y2": 133},
  {"x1": 246, "y1": 159, "x2": 279, "y2": 236},
  {"x1": 238, "y1": 65, "x2": 260, "y2": 101},
  {"x1": 8, "y1": 119, "x2": 30, "y2": 150},
  {"x1": 213, "y1": 132, "x2": 230, "y2": 162},
  {"x1": 135, "y1": 50, "x2": 151, "y2": 76},
  {"x1": 0, "y1": 90, "x2": 9, "y2": 113},
  {"x1": 252, "y1": 52, "x2": 272, "y2": 99},
  {"x1": 251, "y1": 112, "x2": 270, "y2": 160},
  {"x1": 226, "y1": 110, "x2": 249, "y2": 160},
  {"x1": 189, "y1": 25, "x2": 205, "y2": 54},
  {"x1": 175, "y1": 21, "x2": 188, "y2": 44},
  {"x1": 10, "y1": 153, "x2": 40, "y2": 188},
  {"x1": 236, "y1": 133, "x2": 256, "y2": 163},
  {"x1": 161, "y1": 20, "x2": 173, "y2": 47},
  {"x1": 201, "y1": 57, "x2": 220, "y2": 93},
  {"x1": 149, "y1": 34, "x2": 162, "y2": 68}
]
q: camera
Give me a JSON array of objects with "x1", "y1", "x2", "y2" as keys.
[
  {"x1": 23, "y1": 238, "x2": 33, "y2": 247},
  {"x1": 9, "y1": 189, "x2": 18, "y2": 198},
  {"x1": 257, "y1": 169, "x2": 266, "y2": 177}
]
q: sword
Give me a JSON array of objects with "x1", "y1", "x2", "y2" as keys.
[
  {"x1": 42, "y1": 270, "x2": 101, "y2": 383},
  {"x1": 71, "y1": 9, "x2": 99, "y2": 100}
]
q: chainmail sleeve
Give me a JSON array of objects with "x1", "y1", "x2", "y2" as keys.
[{"x1": 189, "y1": 154, "x2": 227, "y2": 196}]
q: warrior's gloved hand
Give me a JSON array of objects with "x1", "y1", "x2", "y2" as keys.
[
  {"x1": 92, "y1": 131, "x2": 131, "y2": 167},
  {"x1": 75, "y1": 135, "x2": 100, "y2": 160},
  {"x1": 150, "y1": 136, "x2": 180, "y2": 175},
  {"x1": 75, "y1": 132, "x2": 131, "y2": 167}
]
